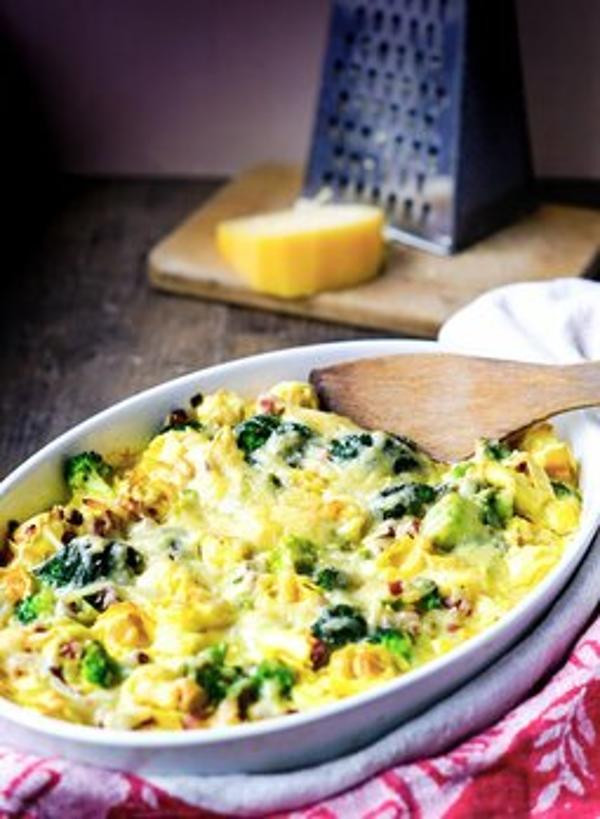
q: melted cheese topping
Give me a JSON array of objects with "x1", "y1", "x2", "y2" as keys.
[{"x1": 0, "y1": 382, "x2": 581, "y2": 731}]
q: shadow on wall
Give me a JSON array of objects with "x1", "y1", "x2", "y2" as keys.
[
  {"x1": 0, "y1": 0, "x2": 598, "y2": 180},
  {"x1": 1, "y1": 27, "x2": 63, "y2": 270}
]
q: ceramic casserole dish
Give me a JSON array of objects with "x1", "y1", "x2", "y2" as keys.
[{"x1": 0, "y1": 339, "x2": 599, "y2": 774}]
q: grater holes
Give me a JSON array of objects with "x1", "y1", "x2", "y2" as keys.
[
  {"x1": 307, "y1": 0, "x2": 456, "y2": 240},
  {"x1": 425, "y1": 21, "x2": 435, "y2": 49},
  {"x1": 409, "y1": 17, "x2": 419, "y2": 43},
  {"x1": 420, "y1": 201, "x2": 432, "y2": 221},
  {"x1": 378, "y1": 40, "x2": 390, "y2": 59}
]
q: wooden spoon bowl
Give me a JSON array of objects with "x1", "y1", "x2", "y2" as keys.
[{"x1": 310, "y1": 354, "x2": 600, "y2": 462}]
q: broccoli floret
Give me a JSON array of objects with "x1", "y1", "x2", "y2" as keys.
[
  {"x1": 276, "y1": 421, "x2": 313, "y2": 467},
  {"x1": 551, "y1": 481, "x2": 580, "y2": 500},
  {"x1": 311, "y1": 604, "x2": 368, "y2": 647},
  {"x1": 64, "y1": 451, "x2": 114, "y2": 498},
  {"x1": 195, "y1": 644, "x2": 243, "y2": 705},
  {"x1": 483, "y1": 439, "x2": 511, "y2": 461},
  {"x1": 14, "y1": 587, "x2": 55, "y2": 624},
  {"x1": 369, "y1": 627, "x2": 412, "y2": 661},
  {"x1": 270, "y1": 535, "x2": 318, "y2": 575},
  {"x1": 421, "y1": 492, "x2": 490, "y2": 552},
  {"x1": 251, "y1": 660, "x2": 295, "y2": 699},
  {"x1": 412, "y1": 578, "x2": 443, "y2": 613},
  {"x1": 34, "y1": 537, "x2": 144, "y2": 589},
  {"x1": 378, "y1": 482, "x2": 437, "y2": 520},
  {"x1": 81, "y1": 640, "x2": 120, "y2": 688},
  {"x1": 328, "y1": 433, "x2": 373, "y2": 461},
  {"x1": 382, "y1": 435, "x2": 420, "y2": 474},
  {"x1": 450, "y1": 461, "x2": 471, "y2": 480},
  {"x1": 235, "y1": 414, "x2": 281, "y2": 460},
  {"x1": 478, "y1": 487, "x2": 513, "y2": 528},
  {"x1": 287, "y1": 536, "x2": 318, "y2": 575},
  {"x1": 235, "y1": 415, "x2": 313, "y2": 466},
  {"x1": 315, "y1": 567, "x2": 349, "y2": 591}
]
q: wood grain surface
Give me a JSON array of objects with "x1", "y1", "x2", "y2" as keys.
[
  {"x1": 0, "y1": 178, "x2": 386, "y2": 480},
  {"x1": 149, "y1": 165, "x2": 600, "y2": 337}
]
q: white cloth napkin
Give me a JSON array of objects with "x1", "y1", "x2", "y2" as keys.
[{"x1": 150, "y1": 278, "x2": 600, "y2": 816}]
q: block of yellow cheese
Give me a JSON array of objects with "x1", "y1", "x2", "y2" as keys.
[{"x1": 216, "y1": 203, "x2": 384, "y2": 298}]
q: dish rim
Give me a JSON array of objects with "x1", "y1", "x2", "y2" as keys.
[{"x1": 0, "y1": 338, "x2": 597, "y2": 749}]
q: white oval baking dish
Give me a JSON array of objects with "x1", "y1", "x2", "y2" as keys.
[{"x1": 1, "y1": 339, "x2": 599, "y2": 775}]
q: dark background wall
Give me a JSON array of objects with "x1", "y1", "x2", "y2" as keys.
[{"x1": 1, "y1": 0, "x2": 598, "y2": 179}]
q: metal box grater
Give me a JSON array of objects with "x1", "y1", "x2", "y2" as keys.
[{"x1": 304, "y1": 0, "x2": 535, "y2": 254}]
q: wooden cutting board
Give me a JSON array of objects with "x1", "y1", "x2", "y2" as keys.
[{"x1": 148, "y1": 164, "x2": 600, "y2": 338}]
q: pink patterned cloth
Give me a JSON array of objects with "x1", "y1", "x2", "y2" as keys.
[{"x1": 2, "y1": 613, "x2": 600, "y2": 818}]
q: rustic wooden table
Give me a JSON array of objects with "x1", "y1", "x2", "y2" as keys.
[{"x1": 0, "y1": 178, "x2": 387, "y2": 479}]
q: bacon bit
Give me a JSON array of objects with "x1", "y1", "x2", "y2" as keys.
[
  {"x1": 388, "y1": 579, "x2": 404, "y2": 596},
  {"x1": 67, "y1": 509, "x2": 84, "y2": 526},
  {"x1": 516, "y1": 461, "x2": 529, "y2": 474},
  {"x1": 59, "y1": 640, "x2": 81, "y2": 659},
  {"x1": 33, "y1": 625, "x2": 48, "y2": 633},
  {"x1": 93, "y1": 517, "x2": 110, "y2": 536},
  {"x1": 407, "y1": 518, "x2": 421, "y2": 536},
  {"x1": 445, "y1": 596, "x2": 473, "y2": 617},
  {"x1": 121, "y1": 498, "x2": 143, "y2": 522},
  {"x1": 168, "y1": 408, "x2": 189, "y2": 427},
  {"x1": 137, "y1": 652, "x2": 150, "y2": 665},
  {"x1": 56, "y1": 508, "x2": 65, "y2": 521},
  {"x1": 182, "y1": 714, "x2": 204, "y2": 730},
  {"x1": 458, "y1": 599, "x2": 473, "y2": 616},
  {"x1": 190, "y1": 392, "x2": 204, "y2": 408},
  {"x1": 378, "y1": 524, "x2": 396, "y2": 539},
  {"x1": 61, "y1": 530, "x2": 76, "y2": 545},
  {"x1": 87, "y1": 586, "x2": 119, "y2": 612},
  {"x1": 134, "y1": 717, "x2": 157, "y2": 730},
  {"x1": 257, "y1": 395, "x2": 284, "y2": 415},
  {"x1": 310, "y1": 639, "x2": 330, "y2": 671},
  {"x1": 25, "y1": 524, "x2": 37, "y2": 536},
  {"x1": 447, "y1": 623, "x2": 459, "y2": 632},
  {"x1": 83, "y1": 498, "x2": 105, "y2": 510},
  {"x1": 49, "y1": 665, "x2": 66, "y2": 682},
  {"x1": 146, "y1": 507, "x2": 159, "y2": 521}
]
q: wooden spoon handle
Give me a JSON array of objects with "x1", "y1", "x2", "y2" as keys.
[{"x1": 543, "y1": 361, "x2": 600, "y2": 412}]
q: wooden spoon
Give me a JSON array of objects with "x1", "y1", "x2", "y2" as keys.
[{"x1": 310, "y1": 354, "x2": 600, "y2": 462}]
